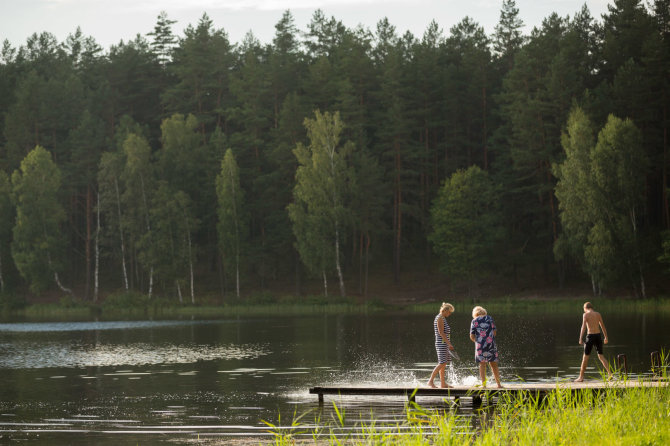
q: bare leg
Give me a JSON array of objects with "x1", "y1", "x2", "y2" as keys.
[
  {"x1": 427, "y1": 363, "x2": 445, "y2": 388},
  {"x1": 575, "y1": 354, "x2": 589, "y2": 382},
  {"x1": 597, "y1": 353, "x2": 612, "y2": 378},
  {"x1": 479, "y1": 362, "x2": 487, "y2": 386},
  {"x1": 489, "y1": 362, "x2": 503, "y2": 388},
  {"x1": 439, "y1": 364, "x2": 452, "y2": 388}
]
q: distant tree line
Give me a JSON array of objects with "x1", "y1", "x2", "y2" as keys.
[{"x1": 0, "y1": 0, "x2": 669, "y2": 301}]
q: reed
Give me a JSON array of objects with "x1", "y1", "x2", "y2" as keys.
[{"x1": 269, "y1": 378, "x2": 670, "y2": 445}]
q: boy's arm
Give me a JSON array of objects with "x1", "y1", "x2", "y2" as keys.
[
  {"x1": 599, "y1": 314, "x2": 609, "y2": 344},
  {"x1": 578, "y1": 315, "x2": 586, "y2": 344}
]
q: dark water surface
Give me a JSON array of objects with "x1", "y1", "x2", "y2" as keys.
[{"x1": 0, "y1": 311, "x2": 667, "y2": 444}]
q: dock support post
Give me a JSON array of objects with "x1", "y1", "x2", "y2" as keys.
[
  {"x1": 617, "y1": 354, "x2": 628, "y2": 377},
  {"x1": 472, "y1": 394, "x2": 482, "y2": 408},
  {"x1": 318, "y1": 393, "x2": 323, "y2": 405},
  {"x1": 651, "y1": 351, "x2": 661, "y2": 377}
]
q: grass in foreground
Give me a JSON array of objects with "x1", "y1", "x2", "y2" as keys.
[{"x1": 267, "y1": 381, "x2": 670, "y2": 445}]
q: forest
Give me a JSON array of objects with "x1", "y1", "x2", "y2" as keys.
[{"x1": 0, "y1": 0, "x2": 669, "y2": 303}]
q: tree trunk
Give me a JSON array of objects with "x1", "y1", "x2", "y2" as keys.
[
  {"x1": 183, "y1": 209, "x2": 195, "y2": 304},
  {"x1": 365, "y1": 233, "x2": 370, "y2": 297},
  {"x1": 115, "y1": 179, "x2": 129, "y2": 290},
  {"x1": 322, "y1": 270, "x2": 328, "y2": 297},
  {"x1": 94, "y1": 189, "x2": 100, "y2": 302},
  {"x1": 139, "y1": 174, "x2": 153, "y2": 298},
  {"x1": 358, "y1": 231, "x2": 363, "y2": 295},
  {"x1": 393, "y1": 139, "x2": 402, "y2": 283},
  {"x1": 188, "y1": 232, "x2": 195, "y2": 304},
  {"x1": 85, "y1": 185, "x2": 92, "y2": 299},
  {"x1": 54, "y1": 271, "x2": 72, "y2": 294},
  {"x1": 334, "y1": 225, "x2": 346, "y2": 297},
  {"x1": 176, "y1": 280, "x2": 183, "y2": 304}
]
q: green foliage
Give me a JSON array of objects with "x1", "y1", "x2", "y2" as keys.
[
  {"x1": 216, "y1": 148, "x2": 246, "y2": 297},
  {"x1": 429, "y1": 166, "x2": 503, "y2": 289},
  {"x1": 0, "y1": 171, "x2": 14, "y2": 293},
  {"x1": 266, "y1": 384, "x2": 670, "y2": 445},
  {"x1": 556, "y1": 109, "x2": 649, "y2": 294},
  {"x1": 10, "y1": 146, "x2": 66, "y2": 293},
  {"x1": 101, "y1": 291, "x2": 150, "y2": 311},
  {"x1": 1, "y1": 4, "x2": 669, "y2": 300},
  {"x1": 0, "y1": 292, "x2": 26, "y2": 311},
  {"x1": 288, "y1": 111, "x2": 354, "y2": 296}
]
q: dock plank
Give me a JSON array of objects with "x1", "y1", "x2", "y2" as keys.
[{"x1": 309, "y1": 380, "x2": 668, "y2": 404}]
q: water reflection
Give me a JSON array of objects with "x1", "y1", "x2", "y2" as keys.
[
  {"x1": 0, "y1": 312, "x2": 666, "y2": 443},
  {"x1": 0, "y1": 341, "x2": 269, "y2": 369}
]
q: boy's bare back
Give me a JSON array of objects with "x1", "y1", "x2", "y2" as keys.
[{"x1": 583, "y1": 310, "x2": 604, "y2": 334}]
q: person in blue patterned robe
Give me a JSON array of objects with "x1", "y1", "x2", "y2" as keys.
[{"x1": 469, "y1": 306, "x2": 502, "y2": 388}]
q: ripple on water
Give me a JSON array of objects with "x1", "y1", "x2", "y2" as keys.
[{"x1": 0, "y1": 342, "x2": 269, "y2": 369}]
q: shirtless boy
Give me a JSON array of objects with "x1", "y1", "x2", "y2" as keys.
[{"x1": 575, "y1": 302, "x2": 612, "y2": 382}]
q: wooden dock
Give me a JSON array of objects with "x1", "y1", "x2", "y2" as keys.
[{"x1": 309, "y1": 380, "x2": 668, "y2": 406}]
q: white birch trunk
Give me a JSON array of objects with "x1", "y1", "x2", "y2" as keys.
[
  {"x1": 139, "y1": 174, "x2": 153, "y2": 298},
  {"x1": 53, "y1": 271, "x2": 72, "y2": 294},
  {"x1": 187, "y1": 230, "x2": 195, "y2": 304},
  {"x1": 115, "y1": 179, "x2": 129, "y2": 290},
  {"x1": 322, "y1": 270, "x2": 328, "y2": 297},
  {"x1": 334, "y1": 225, "x2": 345, "y2": 297},
  {"x1": 177, "y1": 281, "x2": 183, "y2": 304},
  {"x1": 94, "y1": 189, "x2": 100, "y2": 302},
  {"x1": 42, "y1": 222, "x2": 72, "y2": 295},
  {"x1": 591, "y1": 275, "x2": 597, "y2": 296}
]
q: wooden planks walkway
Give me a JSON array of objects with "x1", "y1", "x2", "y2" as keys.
[{"x1": 309, "y1": 380, "x2": 668, "y2": 406}]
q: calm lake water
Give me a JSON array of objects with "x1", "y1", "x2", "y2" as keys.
[{"x1": 0, "y1": 310, "x2": 667, "y2": 444}]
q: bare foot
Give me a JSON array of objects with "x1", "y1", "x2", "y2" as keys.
[
  {"x1": 440, "y1": 384, "x2": 452, "y2": 389},
  {"x1": 496, "y1": 384, "x2": 503, "y2": 389},
  {"x1": 427, "y1": 382, "x2": 437, "y2": 388},
  {"x1": 574, "y1": 377, "x2": 584, "y2": 382}
]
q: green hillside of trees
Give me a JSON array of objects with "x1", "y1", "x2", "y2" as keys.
[{"x1": 0, "y1": 0, "x2": 669, "y2": 302}]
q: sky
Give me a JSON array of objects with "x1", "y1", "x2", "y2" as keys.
[{"x1": 0, "y1": 0, "x2": 614, "y2": 50}]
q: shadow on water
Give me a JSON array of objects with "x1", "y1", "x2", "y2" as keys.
[{"x1": 0, "y1": 311, "x2": 667, "y2": 443}]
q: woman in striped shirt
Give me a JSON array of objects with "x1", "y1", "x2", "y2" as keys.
[{"x1": 427, "y1": 302, "x2": 455, "y2": 388}]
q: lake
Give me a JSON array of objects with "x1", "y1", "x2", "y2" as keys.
[{"x1": 0, "y1": 309, "x2": 667, "y2": 444}]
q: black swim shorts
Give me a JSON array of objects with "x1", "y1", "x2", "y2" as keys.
[{"x1": 584, "y1": 333, "x2": 603, "y2": 355}]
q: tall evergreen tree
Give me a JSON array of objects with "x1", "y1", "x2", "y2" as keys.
[
  {"x1": 148, "y1": 11, "x2": 177, "y2": 67},
  {"x1": 164, "y1": 14, "x2": 233, "y2": 134}
]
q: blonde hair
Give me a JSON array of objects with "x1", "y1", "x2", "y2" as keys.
[
  {"x1": 472, "y1": 306, "x2": 487, "y2": 318},
  {"x1": 440, "y1": 302, "x2": 454, "y2": 313},
  {"x1": 584, "y1": 302, "x2": 593, "y2": 309}
]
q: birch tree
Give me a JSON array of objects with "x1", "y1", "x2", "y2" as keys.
[
  {"x1": 121, "y1": 133, "x2": 155, "y2": 297},
  {"x1": 98, "y1": 151, "x2": 129, "y2": 291},
  {"x1": 288, "y1": 111, "x2": 353, "y2": 297},
  {"x1": 142, "y1": 183, "x2": 197, "y2": 303},
  {"x1": 11, "y1": 146, "x2": 71, "y2": 293},
  {"x1": 216, "y1": 149, "x2": 246, "y2": 298}
]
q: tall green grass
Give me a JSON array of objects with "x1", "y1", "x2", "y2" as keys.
[{"x1": 266, "y1": 382, "x2": 670, "y2": 445}]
